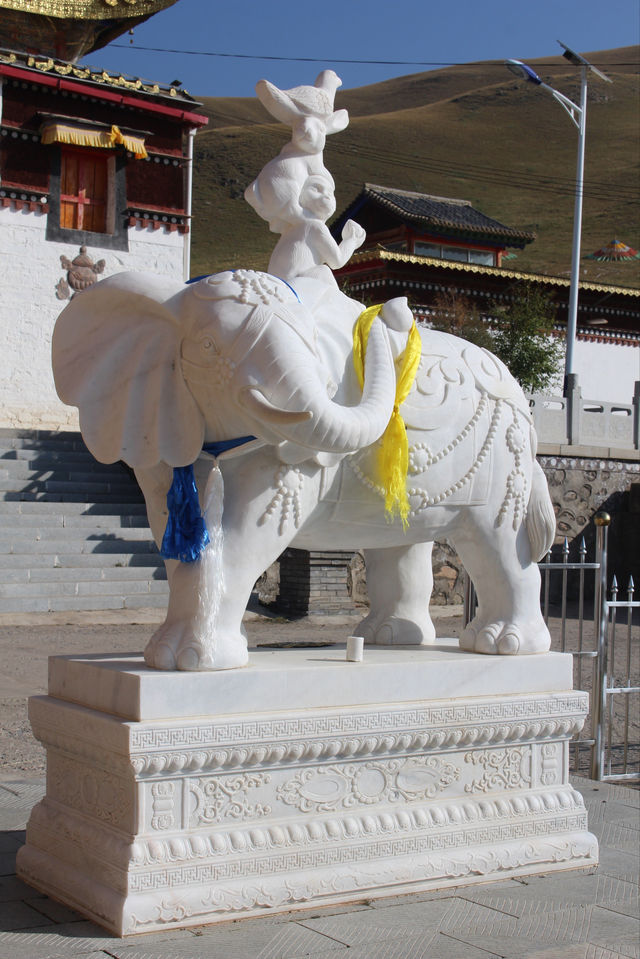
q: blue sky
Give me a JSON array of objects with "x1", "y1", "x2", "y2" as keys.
[{"x1": 93, "y1": 0, "x2": 639, "y2": 99}]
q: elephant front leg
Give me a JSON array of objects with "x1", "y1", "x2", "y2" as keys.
[
  {"x1": 135, "y1": 462, "x2": 250, "y2": 671},
  {"x1": 355, "y1": 542, "x2": 436, "y2": 646},
  {"x1": 148, "y1": 544, "x2": 249, "y2": 672},
  {"x1": 139, "y1": 456, "x2": 325, "y2": 671}
]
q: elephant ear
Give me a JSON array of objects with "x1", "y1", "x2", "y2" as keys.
[{"x1": 52, "y1": 272, "x2": 204, "y2": 469}]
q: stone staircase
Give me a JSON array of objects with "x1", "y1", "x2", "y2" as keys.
[{"x1": 0, "y1": 429, "x2": 167, "y2": 614}]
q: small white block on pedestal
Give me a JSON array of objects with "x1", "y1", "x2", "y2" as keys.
[{"x1": 346, "y1": 636, "x2": 364, "y2": 661}]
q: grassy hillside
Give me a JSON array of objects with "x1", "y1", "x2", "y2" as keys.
[{"x1": 191, "y1": 47, "x2": 640, "y2": 289}]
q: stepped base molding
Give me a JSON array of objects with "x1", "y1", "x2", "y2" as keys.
[{"x1": 17, "y1": 641, "x2": 598, "y2": 936}]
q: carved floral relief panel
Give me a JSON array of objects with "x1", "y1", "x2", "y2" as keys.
[{"x1": 141, "y1": 741, "x2": 551, "y2": 837}]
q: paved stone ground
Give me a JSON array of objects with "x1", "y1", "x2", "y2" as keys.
[{"x1": 0, "y1": 608, "x2": 638, "y2": 957}]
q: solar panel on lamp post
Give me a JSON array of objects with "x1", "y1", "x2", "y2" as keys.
[{"x1": 505, "y1": 43, "x2": 611, "y2": 399}]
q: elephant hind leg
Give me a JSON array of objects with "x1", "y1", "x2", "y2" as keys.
[
  {"x1": 355, "y1": 542, "x2": 436, "y2": 646},
  {"x1": 453, "y1": 511, "x2": 550, "y2": 656}
]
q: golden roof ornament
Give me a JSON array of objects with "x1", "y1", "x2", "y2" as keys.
[
  {"x1": 0, "y1": 0, "x2": 177, "y2": 18},
  {"x1": 0, "y1": 0, "x2": 178, "y2": 61}
]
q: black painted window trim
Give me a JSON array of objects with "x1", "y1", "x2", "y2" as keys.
[{"x1": 46, "y1": 145, "x2": 129, "y2": 251}]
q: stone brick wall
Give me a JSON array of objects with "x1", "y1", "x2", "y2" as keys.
[{"x1": 539, "y1": 454, "x2": 640, "y2": 588}]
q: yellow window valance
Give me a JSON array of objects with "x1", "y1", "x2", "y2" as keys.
[{"x1": 41, "y1": 123, "x2": 147, "y2": 159}]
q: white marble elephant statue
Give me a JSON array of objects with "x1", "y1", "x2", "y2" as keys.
[{"x1": 52, "y1": 267, "x2": 556, "y2": 671}]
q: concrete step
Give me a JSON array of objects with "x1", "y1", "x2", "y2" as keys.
[
  {"x1": 0, "y1": 512, "x2": 150, "y2": 528},
  {"x1": 0, "y1": 526, "x2": 154, "y2": 542},
  {"x1": 0, "y1": 428, "x2": 165, "y2": 614},
  {"x1": 0, "y1": 448, "x2": 118, "y2": 465},
  {"x1": 0, "y1": 476, "x2": 141, "y2": 495},
  {"x1": 0, "y1": 430, "x2": 88, "y2": 453},
  {"x1": 0, "y1": 552, "x2": 163, "y2": 569},
  {"x1": 29, "y1": 566, "x2": 167, "y2": 583},
  {"x1": 0, "y1": 463, "x2": 136, "y2": 485},
  {"x1": 1, "y1": 489, "x2": 144, "y2": 504},
  {"x1": 0, "y1": 578, "x2": 168, "y2": 599},
  {"x1": 0, "y1": 566, "x2": 167, "y2": 584},
  {"x1": 0, "y1": 501, "x2": 148, "y2": 516},
  {"x1": 3, "y1": 536, "x2": 160, "y2": 555},
  {"x1": 0, "y1": 592, "x2": 168, "y2": 613}
]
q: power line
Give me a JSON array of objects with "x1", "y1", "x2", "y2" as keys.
[
  {"x1": 330, "y1": 141, "x2": 640, "y2": 203},
  {"x1": 111, "y1": 43, "x2": 637, "y2": 69},
  {"x1": 198, "y1": 111, "x2": 640, "y2": 205},
  {"x1": 325, "y1": 146, "x2": 631, "y2": 203}
]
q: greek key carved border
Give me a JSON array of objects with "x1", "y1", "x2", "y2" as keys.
[
  {"x1": 129, "y1": 807, "x2": 589, "y2": 891},
  {"x1": 128, "y1": 694, "x2": 588, "y2": 776}
]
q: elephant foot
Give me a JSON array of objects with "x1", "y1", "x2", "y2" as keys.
[
  {"x1": 356, "y1": 612, "x2": 436, "y2": 646},
  {"x1": 460, "y1": 618, "x2": 551, "y2": 656},
  {"x1": 144, "y1": 619, "x2": 249, "y2": 671}
]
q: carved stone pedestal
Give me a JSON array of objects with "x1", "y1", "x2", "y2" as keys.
[{"x1": 17, "y1": 641, "x2": 598, "y2": 936}]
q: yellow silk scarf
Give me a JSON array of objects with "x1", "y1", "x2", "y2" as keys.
[{"x1": 352, "y1": 304, "x2": 422, "y2": 529}]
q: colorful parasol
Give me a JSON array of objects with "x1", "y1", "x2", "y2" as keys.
[{"x1": 586, "y1": 239, "x2": 640, "y2": 261}]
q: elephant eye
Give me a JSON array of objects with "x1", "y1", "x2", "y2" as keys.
[{"x1": 201, "y1": 337, "x2": 215, "y2": 351}]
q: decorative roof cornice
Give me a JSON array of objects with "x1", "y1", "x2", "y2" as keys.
[
  {"x1": 347, "y1": 248, "x2": 640, "y2": 298},
  {"x1": 0, "y1": 48, "x2": 204, "y2": 115},
  {"x1": 0, "y1": 0, "x2": 176, "y2": 19}
]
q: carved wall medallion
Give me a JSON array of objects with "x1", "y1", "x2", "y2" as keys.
[
  {"x1": 56, "y1": 246, "x2": 105, "y2": 300},
  {"x1": 277, "y1": 756, "x2": 461, "y2": 812},
  {"x1": 48, "y1": 754, "x2": 132, "y2": 829}
]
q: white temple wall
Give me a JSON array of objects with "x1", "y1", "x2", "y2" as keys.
[
  {"x1": 0, "y1": 205, "x2": 185, "y2": 430},
  {"x1": 572, "y1": 337, "x2": 638, "y2": 406}
]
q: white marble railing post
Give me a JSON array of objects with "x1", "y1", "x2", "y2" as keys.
[{"x1": 565, "y1": 373, "x2": 582, "y2": 446}]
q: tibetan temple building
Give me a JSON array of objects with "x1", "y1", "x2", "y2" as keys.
[
  {"x1": 0, "y1": 3, "x2": 207, "y2": 429},
  {"x1": 333, "y1": 184, "x2": 639, "y2": 405}
]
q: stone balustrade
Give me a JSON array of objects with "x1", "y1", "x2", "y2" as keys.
[{"x1": 529, "y1": 377, "x2": 640, "y2": 454}]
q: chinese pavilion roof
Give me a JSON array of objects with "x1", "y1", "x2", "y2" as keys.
[
  {"x1": 0, "y1": 0, "x2": 178, "y2": 62},
  {"x1": 334, "y1": 183, "x2": 536, "y2": 249}
]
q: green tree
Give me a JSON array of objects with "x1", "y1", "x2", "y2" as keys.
[
  {"x1": 428, "y1": 284, "x2": 563, "y2": 394},
  {"x1": 490, "y1": 283, "x2": 564, "y2": 394}
]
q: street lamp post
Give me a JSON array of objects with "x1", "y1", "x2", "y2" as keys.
[{"x1": 505, "y1": 43, "x2": 611, "y2": 399}]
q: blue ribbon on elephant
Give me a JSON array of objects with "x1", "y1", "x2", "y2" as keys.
[{"x1": 160, "y1": 437, "x2": 256, "y2": 563}]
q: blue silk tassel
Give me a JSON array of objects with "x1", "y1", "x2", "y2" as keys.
[
  {"x1": 160, "y1": 465, "x2": 209, "y2": 563},
  {"x1": 159, "y1": 437, "x2": 256, "y2": 563}
]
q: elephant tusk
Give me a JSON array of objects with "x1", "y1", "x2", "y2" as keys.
[{"x1": 240, "y1": 387, "x2": 313, "y2": 427}]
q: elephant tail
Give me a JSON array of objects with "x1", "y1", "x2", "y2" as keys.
[{"x1": 525, "y1": 458, "x2": 556, "y2": 562}]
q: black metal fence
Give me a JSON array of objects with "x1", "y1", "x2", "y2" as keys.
[{"x1": 465, "y1": 512, "x2": 639, "y2": 783}]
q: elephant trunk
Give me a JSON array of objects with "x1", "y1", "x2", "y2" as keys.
[{"x1": 241, "y1": 317, "x2": 396, "y2": 454}]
